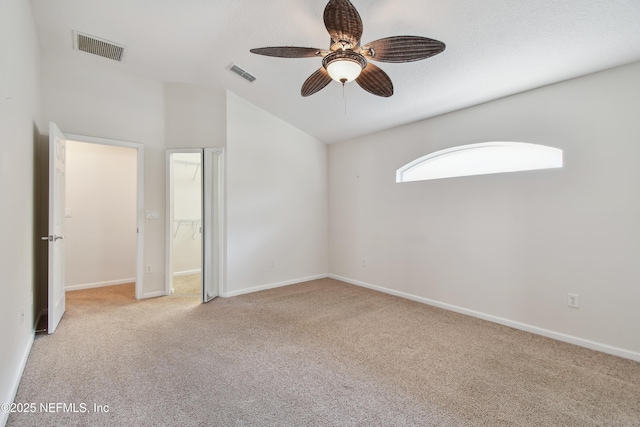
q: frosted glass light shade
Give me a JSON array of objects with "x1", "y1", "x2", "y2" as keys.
[{"x1": 326, "y1": 59, "x2": 362, "y2": 83}]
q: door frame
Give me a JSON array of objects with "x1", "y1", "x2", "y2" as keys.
[
  {"x1": 203, "y1": 148, "x2": 225, "y2": 302},
  {"x1": 165, "y1": 148, "x2": 203, "y2": 297},
  {"x1": 65, "y1": 133, "x2": 145, "y2": 300},
  {"x1": 165, "y1": 148, "x2": 225, "y2": 301}
]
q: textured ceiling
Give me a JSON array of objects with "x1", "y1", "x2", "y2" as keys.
[{"x1": 30, "y1": 0, "x2": 640, "y2": 143}]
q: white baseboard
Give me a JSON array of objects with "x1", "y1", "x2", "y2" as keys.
[
  {"x1": 1, "y1": 332, "x2": 34, "y2": 427},
  {"x1": 222, "y1": 274, "x2": 328, "y2": 298},
  {"x1": 141, "y1": 291, "x2": 165, "y2": 299},
  {"x1": 66, "y1": 278, "x2": 136, "y2": 291},
  {"x1": 329, "y1": 274, "x2": 640, "y2": 363},
  {"x1": 173, "y1": 269, "x2": 201, "y2": 277}
]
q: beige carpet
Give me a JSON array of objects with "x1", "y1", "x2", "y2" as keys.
[
  {"x1": 8, "y1": 279, "x2": 640, "y2": 426},
  {"x1": 172, "y1": 273, "x2": 201, "y2": 296}
]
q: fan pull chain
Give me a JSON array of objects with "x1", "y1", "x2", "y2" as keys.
[{"x1": 342, "y1": 82, "x2": 347, "y2": 116}]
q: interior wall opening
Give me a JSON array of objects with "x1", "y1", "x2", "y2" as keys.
[
  {"x1": 168, "y1": 152, "x2": 203, "y2": 298},
  {"x1": 165, "y1": 148, "x2": 224, "y2": 303},
  {"x1": 65, "y1": 140, "x2": 138, "y2": 297}
]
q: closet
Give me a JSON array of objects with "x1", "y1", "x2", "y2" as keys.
[{"x1": 168, "y1": 152, "x2": 202, "y2": 296}]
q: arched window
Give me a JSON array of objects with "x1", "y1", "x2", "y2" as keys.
[{"x1": 396, "y1": 142, "x2": 563, "y2": 183}]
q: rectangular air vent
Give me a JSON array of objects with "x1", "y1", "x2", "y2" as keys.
[
  {"x1": 227, "y1": 64, "x2": 256, "y2": 83},
  {"x1": 74, "y1": 31, "x2": 125, "y2": 62}
]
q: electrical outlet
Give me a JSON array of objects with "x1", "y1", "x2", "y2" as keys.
[
  {"x1": 567, "y1": 293, "x2": 579, "y2": 308},
  {"x1": 145, "y1": 265, "x2": 152, "y2": 274},
  {"x1": 362, "y1": 258, "x2": 368, "y2": 267},
  {"x1": 269, "y1": 260, "x2": 276, "y2": 268}
]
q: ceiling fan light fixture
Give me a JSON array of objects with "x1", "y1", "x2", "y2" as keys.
[
  {"x1": 251, "y1": 0, "x2": 445, "y2": 97},
  {"x1": 326, "y1": 60, "x2": 361, "y2": 83},
  {"x1": 322, "y1": 51, "x2": 366, "y2": 83}
]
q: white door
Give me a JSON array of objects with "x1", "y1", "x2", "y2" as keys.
[
  {"x1": 202, "y1": 148, "x2": 224, "y2": 302},
  {"x1": 44, "y1": 122, "x2": 67, "y2": 333}
]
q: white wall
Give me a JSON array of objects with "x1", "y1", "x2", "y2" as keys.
[
  {"x1": 329, "y1": 61, "x2": 640, "y2": 360},
  {"x1": 41, "y1": 53, "x2": 166, "y2": 297},
  {"x1": 164, "y1": 84, "x2": 225, "y2": 280},
  {"x1": 165, "y1": 83, "x2": 226, "y2": 148},
  {"x1": 0, "y1": 0, "x2": 41, "y2": 424},
  {"x1": 226, "y1": 92, "x2": 328, "y2": 295},
  {"x1": 65, "y1": 141, "x2": 137, "y2": 289}
]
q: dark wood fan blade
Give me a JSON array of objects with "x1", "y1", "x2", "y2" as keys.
[
  {"x1": 362, "y1": 36, "x2": 445, "y2": 63},
  {"x1": 301, "y1": 68, "x2": 333, "y2": 97},
  {"x1": 250, "y1": 47, "x2": 328, "y2": 58},
  {"x1": 355, "y1": 63, "x2": 393, "y2": 97},
  {"x1": 323, "y1": 0, "x2": 363, "y2": 46}
]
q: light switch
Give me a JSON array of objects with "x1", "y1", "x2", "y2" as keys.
[
  {"x1": 145, "y1": 210, "x2": 160, "y2": 219},
  {"x1": 65, "y1": 208, "x2": 72, "y2": 218}
]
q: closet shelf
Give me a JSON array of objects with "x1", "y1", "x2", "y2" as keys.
[
  {"x1": 174, "y1": 159, "x2": 200, "y2": 180},
  {"x1": 173, "y1": 219, "x2": 202, "y2": 239}
]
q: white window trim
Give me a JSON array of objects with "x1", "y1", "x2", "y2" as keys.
[{"x1": 396, "y1": 141, "x2": 563, "y2": 183}]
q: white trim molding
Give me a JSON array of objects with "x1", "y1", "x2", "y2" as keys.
[
  {"x1": 222, "y1": 274, "x2": 328, "y2": 298},
  {"x1": 1, "y1": 333, "x2": 34, "y2": 427},
  {"x1": 142, "y1": 291, "x2": 165, "y2": 299},
  {"x1": 396, "y1": 141, "x2": 563, "y2": 183},
  {"x1": 328, "y1": 274, "x2": 640, "y2": 362},
  {"x1": 173, "y1": 269, "x2": 201, "y2": 277},
  {"x1": 65, "y1": 278, "x2": 136, "y2": 292}
]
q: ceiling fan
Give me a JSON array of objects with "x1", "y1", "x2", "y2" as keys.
[{"x1": 250, "y1": 0, "x2": 445, "y2": 98}]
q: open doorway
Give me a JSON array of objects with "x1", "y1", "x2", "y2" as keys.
[
  {"x1": 167, "y1": 152, "x2": 202, "y2": 297},
  {"x1": 166, "y1": 148, "x2": 225, "y2": 303},
  {"x1": 64, "y1": 141, "x2": 137, "y2": 295},
  {"x1": 37, "y1": 126, "x2": 145, "y2": 335},
  {"x1": 65, "y1": 134, "x2": 144, "y2": 299}
]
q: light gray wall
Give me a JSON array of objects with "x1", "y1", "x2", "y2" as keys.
[
  {"x1": 164, "y1": 84, "x2": 226, "y2": 284},
  {"x1": 329, "y1": 61, "x2": 640, "y2": 360},
  {"x1": 41, "y1": 77, "x2": 229, "y2": 296},
  {"x1": 41, "y1": 53, "x2": 166, "y2": 296},
  {"x1": 226, "y1": 92, "x2": 328, "y2": 295},
  {"x1": 40, "y1": 58, "x2": 329, "y2": 299},
  {"x1": 164, "y1": 83, "x2": 226, "y2": 149},
  {"x1": 0, "y1": 0, "x2": 42, "y2": 423}
]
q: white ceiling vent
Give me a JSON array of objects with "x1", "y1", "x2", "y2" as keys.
[
  {"x1": 227, "y1": 64, "x2": 256, "y2": 83},
  {"x1": 73, "y1": 31, "x2": 125, "y2": 62}
]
